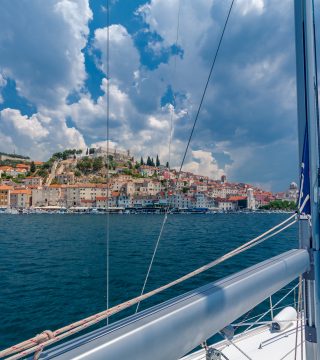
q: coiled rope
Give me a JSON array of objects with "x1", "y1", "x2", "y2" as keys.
[{"x1": 1, "y1": 212, "x2": 297, "y2": 360}]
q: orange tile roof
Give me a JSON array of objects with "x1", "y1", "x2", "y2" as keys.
[
  {"x1": 11, "y1": 189, "x2": 32, "y2": 195},
  {"x1": 0, "y1": 185, "x2": 13, "y2": 190}
]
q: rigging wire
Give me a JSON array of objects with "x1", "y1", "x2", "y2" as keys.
[
  {"x1": 135, "y1": 0, "x2": 235, "y2": 314},
  {"x1": 135, "y1": 0, "x2": 182, "y2": 314},
  {"x1": 178, "y1": 0, "x2": 235, "y2": 174},
  {"x1": 106, "y1": 0, "x2": 110, "y2": 325},
  {"x1": 243, "y1": 281, "x2": 300, "y2": 333}
]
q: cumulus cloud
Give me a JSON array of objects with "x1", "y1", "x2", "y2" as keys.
[
  {"x1": 184, "y1": 150, "x2": 225, "y2": 179},
  {"x1": 94, "y1": 25, "x2": 140, "y2": 90},
  {"x1": 0, "y1": 74, "x2": 7, "y2": 103},
  {"x1": 0, "y1": 108, "x2": 85, "y2": 159},
  {"x1": 134, "y1": 0, "x2": 297, "y2": 190},
  {"x1": 0, "y1": 0, "x2": 92, "y2": 158},
  {"x1": 0, "y1": 0, "x2": 300, "y2": 190},
  {"x1": 0, "y1": 0, "x2": 92, "y2": 108}
]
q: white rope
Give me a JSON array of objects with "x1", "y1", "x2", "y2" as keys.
[
  {"x1": 270, "y1": 296, "x2": 274, "y2": 320},
  {"x1": 299, "y1": 194, "x2": 309, "y2": 213}
]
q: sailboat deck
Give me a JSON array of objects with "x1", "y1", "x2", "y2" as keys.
[{"x1": 181, "y1": 322, "x2": 305, "y2": 360}]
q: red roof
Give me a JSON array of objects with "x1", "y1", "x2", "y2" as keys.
[{"x1": 228, "y1": 196, "x2": 247, "y2": 202}]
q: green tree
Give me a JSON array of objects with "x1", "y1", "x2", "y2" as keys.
[
  {"x1": 146, "y1": 156, "x2": 152, "y2": 166},
  {"x1": 53, "y1": 152, "x2": 63, "y2": 159},
  {"x1": 38, "y1": 168, "x2": 48, "y2": 177},
  {"x1": 151, "y1": 158, "x2": 155, "y2": 167},
  {"x1": 77, "y1": 157, "x2": 93, "y2": 174},
  {"x1": 30, "y1": 161, "x2": 36, "y2": 173},
  {"x1": 140, "y1": 156, "x2": 144, "y2": 165},
  {"x1": 156, "y1": 155, "x2": 160, "y2": 167},
  {"x1": 261, "y1": 200, "x2": 297, "y2": 211},
  {"x1": 166, "y1": 161, "x2": 169, "y2": 168},
  {"x1": 93, "y1": 157, "x2": 103, "y2": 171}
]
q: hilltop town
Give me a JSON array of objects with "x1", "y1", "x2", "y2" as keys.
[{"x1": 0, "y1": 147, "x2": 298, "y2": 213}]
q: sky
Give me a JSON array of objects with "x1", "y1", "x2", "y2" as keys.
[{"x1": 0, "y1": 0, "x2": 310, "y2": 191}]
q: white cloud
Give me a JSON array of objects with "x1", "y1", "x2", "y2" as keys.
[
  {"x1": 0, "y1": 0, "x2": 91, "y2": 159},
  {"x1": 237, "y1": 0, "x2": 265, "y2": 16},
  {"x1": 0, "y1": 0, "x2": 298, "y2": 189},
  {"x1": 0, "y1": 0, "x2": 92, "y2": 108},
  {"x1": 183, "y1": 150, "x2": 224, "y2": 179},
  {"x1": 0, "y1": 73, "x2": 6, "y2": 87},
  {"x1": 94, "y1": 25, "x2": 140, "y2": 90},
  {"x1": 0, "y1": 73, "x2": 7, "y2": 103},
  {"x1": 0, "y1": 108, "x2": 86, "y2": 159}
]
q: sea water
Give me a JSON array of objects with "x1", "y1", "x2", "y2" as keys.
[{"x1": 0, "y1": 213, "x2": 297, "y2": 348}]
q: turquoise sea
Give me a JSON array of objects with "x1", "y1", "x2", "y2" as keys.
[{"x1": 1, "y1": 213, "x2": 298, "y2": 349}]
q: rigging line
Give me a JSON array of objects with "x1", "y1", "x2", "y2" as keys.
[
  {"x1": 219, "y1": 333, "x2": 253, "y2": 360},
  {"x1": 1, "y1": 215, "x2": 298, "y2": 360},
  {"x1": 243, "y1": 282, "x2": 300, "y2": 333},
  {"x1": 168, "y1": 0, "x2": 182, "y2": 169},
  {"x1": 135, "y1": 0, "x2": 182, "y2": 314},
  {"x1": 135, "y1": 0, "x2": 235, "y2": 313},
  {"x1": 106, "y1": 0, "x2": 110, "y2": 325},
  {"x1": 235, "y1": 301, "x2": 302, "y2": 325},
  {"x1": 178, "y1": 0, "x2": 235, "y2": 175}
]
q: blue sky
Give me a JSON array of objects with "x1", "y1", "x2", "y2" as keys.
[{"x1": 0, "y1": 0, "x2": 306, "y2": 191}]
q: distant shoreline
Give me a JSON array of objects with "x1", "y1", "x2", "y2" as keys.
[{"x1": 0, "y1": 209, "x2": 295, "y2": 215}]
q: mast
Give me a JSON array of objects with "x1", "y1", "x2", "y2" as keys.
[{"x1": 295, "y1": 0, "x2": 320, "y2": 358}]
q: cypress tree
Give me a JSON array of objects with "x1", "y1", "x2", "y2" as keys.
[
  {"x1": 30, "y1": 161, "x2": 36, "y2": 173},
  {"x1": 156, "y1": 154, "x2": 160, "y2": 167},
  {"x1": 140, "y1": 156, "x2": 144, "y2": 165}
]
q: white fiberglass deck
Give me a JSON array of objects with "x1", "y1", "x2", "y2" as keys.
[{"x1": 182, "y1": 322, "x2": 305, "y2": 360}]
